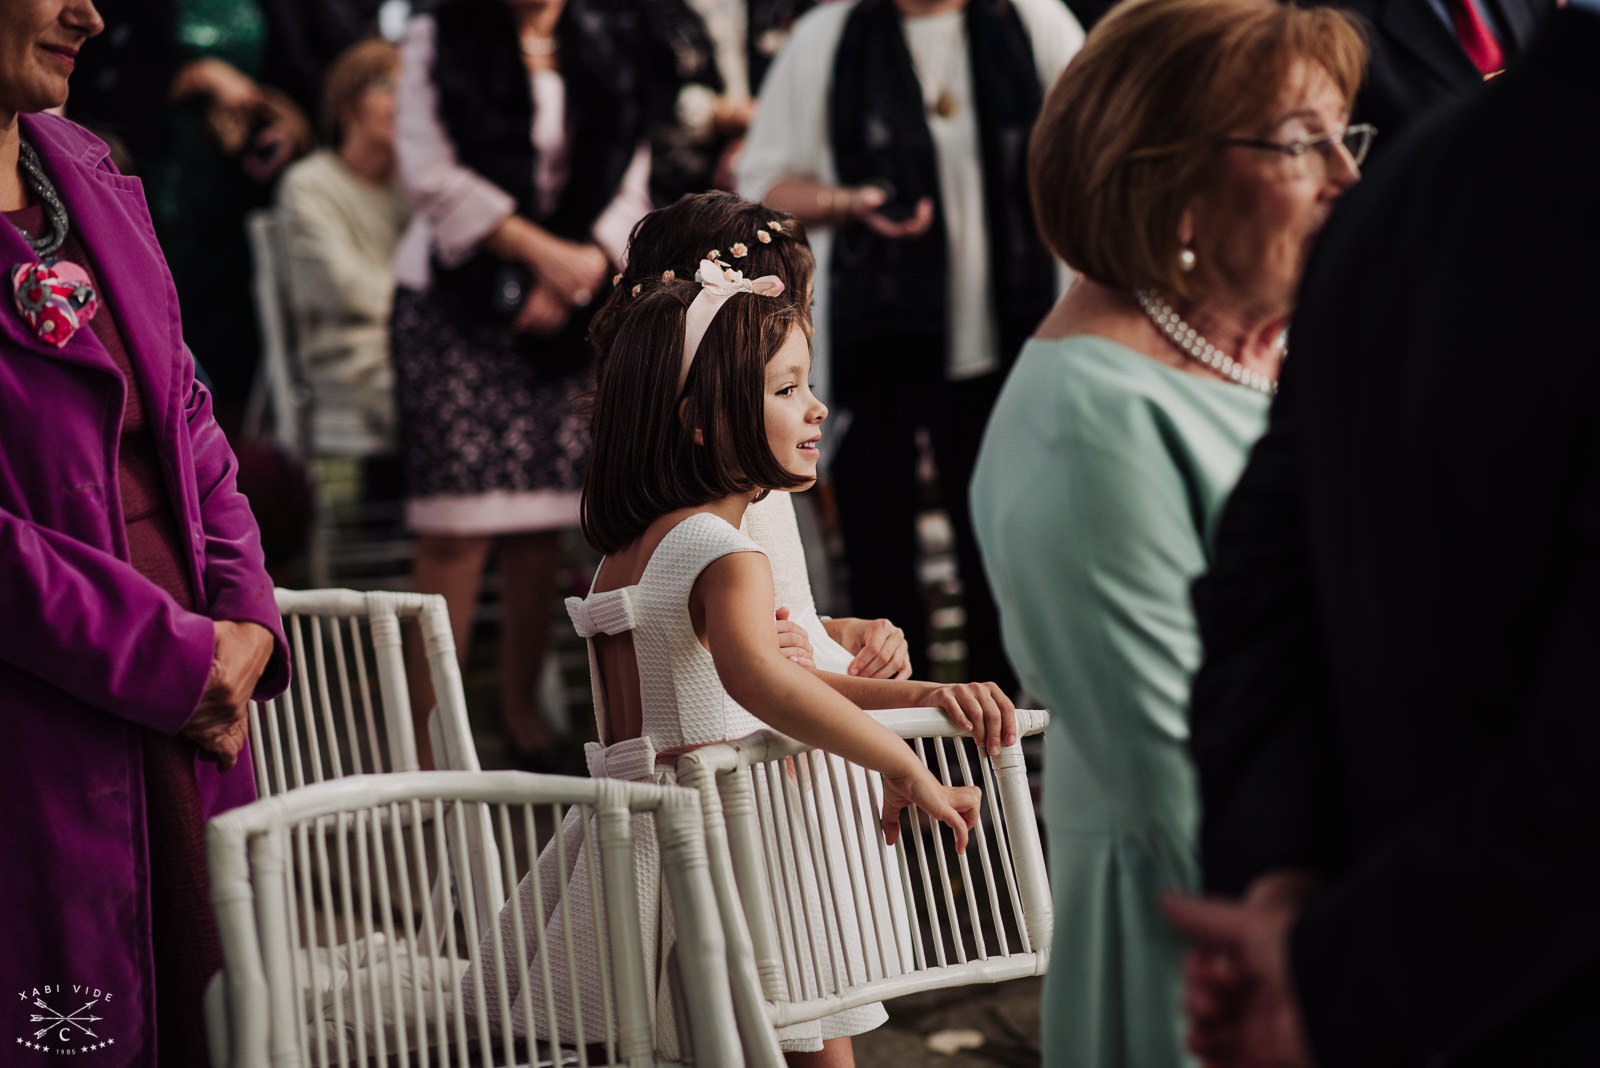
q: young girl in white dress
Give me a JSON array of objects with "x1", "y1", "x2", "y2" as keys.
[
  {"x1": 471, "y1": 257, "x2": 989, "y2": 1065},
  {"x1": 590, "y1": 192, "x2": 1020, "y2": 750}
]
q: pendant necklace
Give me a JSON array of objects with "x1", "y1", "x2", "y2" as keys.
[{"x1": 909, "y1": 19, "x2": 965, "y2": 120}]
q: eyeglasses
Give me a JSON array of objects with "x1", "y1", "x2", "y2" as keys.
[{"x1": 1222, "y1": 123, "x2": 1377, "y2": 170}]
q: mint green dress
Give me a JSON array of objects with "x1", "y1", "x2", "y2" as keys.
[{"x1": 970, "y1": 336, "x2": 1270, "y2": 1067}]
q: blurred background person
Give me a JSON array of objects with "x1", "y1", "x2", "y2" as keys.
[
  {"x1": 631, "y1": 0, "x2": 814, "y2": 207},
  {"x1": 391, "y1": 0, "x2": 648, "y2": 769},
  {"x1": 739, "y1": 0, "x2": 1082, "y2": 693},
  {"x1": 0, "y1": 1, "x2": 289, "y2": 1062},
  {"x1": 968, "y1": 0, "x2": 1367, "y2": 1062},
  {"x1": 65, "y1": 0, "x2": 314, "y2": 429},
  {"x1": 256, "y1": 0, "x2": 388, "y2": 123},
  {"x1": 277, "y1": 36, "x2": 410, "y2": 465},
  {"x1": 1315, "y1": 0, "x2": 1552, "y2": 155}
]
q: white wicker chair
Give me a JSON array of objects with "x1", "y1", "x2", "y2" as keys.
[
  {"x1": 251, "y1": 587, "x2": 500, "y2": 942},
  {"x1": 206, "y1": 771, "x2": 746, "y2": 1068},
  {"x1": 251, "y1": 587, "x2": 475, "y2": 795},
  {"x1": 674, "y1": 707, "x2": 1052, "y2": 1067}
]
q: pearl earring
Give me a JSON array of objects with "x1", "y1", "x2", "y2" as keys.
[{"x1": 1178, "y1": 247, "x2": 1197, "y2": 272}]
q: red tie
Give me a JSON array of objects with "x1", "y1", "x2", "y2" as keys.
[{"x1": 1448, "y1": 0, "x2": 1505, "y2": 76}]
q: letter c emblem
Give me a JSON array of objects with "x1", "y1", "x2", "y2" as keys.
[{"x1": 59, "y1": 1027, "x2": 70, "y2": 1042}]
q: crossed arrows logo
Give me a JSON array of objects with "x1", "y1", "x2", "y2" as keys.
[{"x1": 29, "y1": 997, "x2": 101, "y2": 1041}]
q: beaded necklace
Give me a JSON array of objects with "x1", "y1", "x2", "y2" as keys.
[
  {"x1": 8, "y1": 137, "x2": 100, "y2": 348},
  {"x1": 12, "y1": 139, "x2": 70, "y2": 258}
]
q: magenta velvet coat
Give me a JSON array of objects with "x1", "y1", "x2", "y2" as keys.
[{"x1": 0, "y1": 114, "x2": 289, "y2": 1064}]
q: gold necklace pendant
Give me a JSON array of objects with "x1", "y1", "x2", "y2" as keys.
[{"x1": 932, "y1": 89, "x2": 958, "y2": 119}]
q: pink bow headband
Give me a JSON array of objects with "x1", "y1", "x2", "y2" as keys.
[{"x1": 680, "y1": 258, "x2": 785, "y2": 390}]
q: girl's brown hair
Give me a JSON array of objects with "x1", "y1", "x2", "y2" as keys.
[
  {"x1": 581, "y1": 279, "x2": 810, "y2": 555},
  {"x1": 1029, "y1": 0, "x2": 1367, "y2": 300},
  {"x1": 588, "y1": 191, "x2": 814, "y2": 369}
]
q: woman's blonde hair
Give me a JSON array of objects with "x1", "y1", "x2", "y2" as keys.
[
  {"x1": 323, "y1": 37, "x2": 400, "y2": 144},
  {"x1": 1029, "y1": 0, "x2": 1368, "y2": 298}
]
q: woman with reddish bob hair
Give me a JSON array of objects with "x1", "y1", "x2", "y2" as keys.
[{"x1": 973, "y1": 0, "x2": 1367, "y2": 1062}]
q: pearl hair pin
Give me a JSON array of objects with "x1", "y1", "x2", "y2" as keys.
[{"x1": 1134, "y1": 289, "x2": 1279, "y2": 396}]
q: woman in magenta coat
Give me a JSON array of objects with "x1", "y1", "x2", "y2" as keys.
[{"x1": 0, "y1": 2, "x2": 290, "y2": 1063}]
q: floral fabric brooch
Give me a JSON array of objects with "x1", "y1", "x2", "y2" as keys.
[{"x1": 12, "y1": 261, "x2": 99, "y2": 347}]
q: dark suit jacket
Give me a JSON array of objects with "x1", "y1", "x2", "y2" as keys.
[
  {"x1": 1189, "y1": 8, "x2": 1600, "y2": 1066},
  {"x1": 1321, "y1": 0, "x2": 1553, "y2": 152}
]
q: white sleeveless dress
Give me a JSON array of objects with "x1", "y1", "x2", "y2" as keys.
[
  {"x1": 465, "y1": 512, "x2": 887, "y2": 1057},
  {"x1": 741, "y1": 492, "x2": 855, "y2": 673}
]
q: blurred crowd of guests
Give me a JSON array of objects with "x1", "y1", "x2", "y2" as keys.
[
  {"x1": 51, "y1": 0, "x2": 1554, "y2": 763},
  {"x1": 50, "y1": 0, "x2": 1093, "y2": 773},
  {"x1": 9, "y1": 0, "x2": 1579, "y2": 1062},
  {"x1": 49, "y1": 0, "x2": 1559, "y2": 943}
]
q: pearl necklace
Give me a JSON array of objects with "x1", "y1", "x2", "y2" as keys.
[
  {"x1": 1134, "y1": 289, "x2": 1279, "y2": 396},
  {"x1": 13, "y1": 139, "x2": 70, "y2": 258}
]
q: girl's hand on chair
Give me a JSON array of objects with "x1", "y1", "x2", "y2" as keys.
[
  {"x1": 920, "y1": 682, "x2": 1016, "y2": 756},
  {"x1": 774, "y1": 606, "x2": 816, "y2": 670},
  {"x1": 880, "y1": 768, "x2": 981, "y2": 853}
]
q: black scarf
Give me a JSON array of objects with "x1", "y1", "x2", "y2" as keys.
[
  {"x1": 430, "y1": 0, "x2": 640, "y2": 364},
  {"x1": 639, "y1": 0, "x2": 813, "y2": 205},
  {"x1": 648, "y1": 0, "x2": 810, "y2": 101},
  {"x1": 829, "y1": 0, "x2": 1053, "y2": 399}
]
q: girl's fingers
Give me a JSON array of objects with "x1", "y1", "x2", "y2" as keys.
[
  {"x1": 974, "y1": 688, "x2": 1004, "y2": 755},
  {"x1": 995, "y1": 685, "x2": 1019, "y2": 747},
  {"x1": 955, "y1": 785, "x2": 981, "y2": 826},
  {"x1": 939, "y1": 691, "x2": 973, "y2": 732},
  {"x1": 940, "y1": 803, "x2": 969, "y2": 853},
  {"x1": 879, "y1": 796, "x2": 907, "y2": 846},
  {"x1": 941, "y1": 786, "x2": 982, "y2": 852},
  {"x1": 957, "y1": 688, "x2": 986, "y2": 747}
]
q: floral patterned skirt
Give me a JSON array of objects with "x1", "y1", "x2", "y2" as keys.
[{"x1": 391, "y1": 286, "x2": 592, "y2": 536}]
